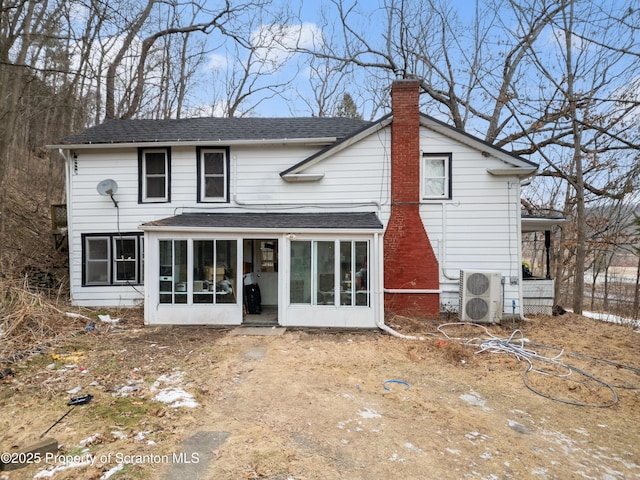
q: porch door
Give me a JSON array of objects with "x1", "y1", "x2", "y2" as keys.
[{"x1": 243, "y1": 239, "x2": 279, "y2": 306}]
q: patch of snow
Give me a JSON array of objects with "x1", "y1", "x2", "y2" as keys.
[
  {"x1": 66, "y1": 386, "x2": 82, "y2": 394},
  {"x1": 466, "y1": 432, "x2": 489, "y2": 442},
  {"x1": 34, "y1": 459, "x2": 92, "y2": 478},
  {"x1": 460, "y1": 390, "x2": 492, "y2": 411},
  {"x1": 98, "y1": 314, "x2": 120, "y2": 324},
  {"x1": 153, "y1": 387, "x2": 199, "y2": 408},
  {"x1": 358, "y1": 407, "x2": 382, "y2": 419},
  {"x1": 151, "y1": 371, "x2": 185, "y2": 390},
  {"x1": 405, "y1": 442, "x2": 424, "y2": 454},
  {"x1": 531, "y1": 467, "x2": 549, "y2": 477},
  {"x1": 111, "y1": 430, "x2": 128, "y2": 440},
  {"x1": 79, "y1": 433, "x2": 102, "y2": 447},
  {"x1": 580, "y1": 311, "x2": 640, "y2": 329},
  {"x1": 112, "y1": 378, "x2": 144, "y2": 397},
  {"x1": 133, "y1": 430, "x2": 153, "y2": 442},
  {"x1": 389, "y1": 452, "x2": 406, "y2": 462},
  {"x1": 100, "y1": 463, "x2": 124, "y2": 479}
]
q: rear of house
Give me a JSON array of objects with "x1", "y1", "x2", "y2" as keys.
[{"x1": 49, "y1": 79, "x2": 538, "y2": 329}]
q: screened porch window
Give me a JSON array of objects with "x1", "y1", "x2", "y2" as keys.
[
  {"x1": 159, "y1": 239, "x2": 237, "y2": 305},
  {"x1": 290, "y1": 240, "x2": 369, "y2": 306},
  {"x1": 192, "y1": 239, "x2": 237, "y2": 304}
]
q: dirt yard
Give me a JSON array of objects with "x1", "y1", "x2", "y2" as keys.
[{"x1": 1, "y1": 311, "x2": 639, "y2": 479}]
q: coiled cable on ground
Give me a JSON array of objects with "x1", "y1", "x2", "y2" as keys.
[{"x1": 436, "y1": 322, "x2": 639, "y2": 407}]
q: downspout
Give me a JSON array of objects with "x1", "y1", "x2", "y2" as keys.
[
  {"x1": 59, "y1": 148, "x2": 74, "y2": 303},
  {"x1": 513, "y1": 181, "x2": 526, "y2": 320},
  {"x1": 440, "y1": 201, "x2": 461, "y2": 282},
  {"x1": 375, "y1": 232, "x2": 425, "y2": 340},
  {"x1": 376, "y1": 316, "x2": 425, "y2": 340}
]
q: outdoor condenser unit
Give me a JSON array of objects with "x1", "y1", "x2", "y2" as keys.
[{"x1": 459, "y1": 270, "x2": 503, "y2": 324}]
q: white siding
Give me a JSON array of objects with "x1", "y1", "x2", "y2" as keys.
[
  {"x1": 65, "y1": 121, "x2": 526, "y2": 319},
  {"x1": 66, "y1": 138, "x2": 390, "y2": 308},
  {"x1": 418, "y1": 127, "x2": 523, "y2": 313}
]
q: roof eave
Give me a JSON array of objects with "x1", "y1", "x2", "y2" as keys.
[
  {"x1": 521, "y1": 217, "x2": 566, "y2": 232},
  {"x1": 281, "y1": 173, "x2": 326, "y2": 182},
  {"x1": 419, "y1": 115, "x2": 538, "y2": 169},
  {"x1": 140, "y1": 225, "x2": 382, "y2": 234},
  {"x1": 47, "y1": 136, "x2": 339, "y2": 151},
  {"x1": 487, "y1": 167, "x2": 538, "y2": 178}
]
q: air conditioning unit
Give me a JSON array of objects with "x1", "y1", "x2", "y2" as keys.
[{"x1": 459, "y1": 270, "x2": 503, "y2": 324}]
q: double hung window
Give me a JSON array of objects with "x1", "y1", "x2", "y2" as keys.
[
  {"x1": 139, "y1": 148, "x2": 170, "y2": 202},
  {"x1": 197, "y1": 148, "x2": 229, "y2": 202},
  {"x1": 422, "y1": 153, "x2": 452, "y2": 200},
  {"x1": 83, "y1": 233, "x2": 143, "y2": 285}
]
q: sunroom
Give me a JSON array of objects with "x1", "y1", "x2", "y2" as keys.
[{"x1": 141, "y1": 212, "x2": 384, "y2": 328}]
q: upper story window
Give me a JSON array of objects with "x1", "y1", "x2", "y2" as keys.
[
  {"x1": 139, "y1": 148, "x2": 170, "y2": 203},
  {"x1": 197, "y1": 147, "x2": 229, "y2": 202},
  {"x1": 422, "y1": 153, "x2": 452, "y2": 200}
]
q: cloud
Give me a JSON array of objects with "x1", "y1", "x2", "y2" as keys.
[
  {"x1": 250, "y1": 22, "x2": 324, "y2": 70},
  {"x1": 205, "y1": 53, "x2": 228, "y2": 72}
]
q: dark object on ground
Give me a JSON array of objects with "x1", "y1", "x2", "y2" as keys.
[
  {"x1": 553, "y1": 304, "x2": 567, "y2": 316},
  {"x1": 40, "y1": 394, "x2": 93, "y2": 438}
]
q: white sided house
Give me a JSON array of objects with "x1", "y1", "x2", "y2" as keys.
[{"x1": 49, "y1": 79, "x2": 541, "y2": 329}]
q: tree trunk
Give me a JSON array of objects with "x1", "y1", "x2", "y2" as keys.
[
  {"x1": 0, "y1": 1, "x2": 38, "y2": 233},
  {"x1": 562, "y1": 0, "x2": 586, "y2": 315},
  {"x1": 634, "y1": 254, "x2": 640, "y2": 320}
]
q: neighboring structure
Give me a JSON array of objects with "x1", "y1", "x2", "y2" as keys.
[
  {"x1": 521, "y1": 210, "x2": 566, "y2": 316},
  {"x1": 48, "y1": 79, "x2": 540, "y2": 329}
]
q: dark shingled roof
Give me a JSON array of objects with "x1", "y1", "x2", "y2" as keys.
[
  {"x1": 59, "y1": 117, "x2": 374, "y2": 145},
  {"x1": 142, "y1": 212, "x2": 383, "y2": 230}
]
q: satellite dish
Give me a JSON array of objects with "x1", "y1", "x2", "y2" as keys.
[{"x1": 96, "y1": 179, "x2": 118, "y2": 196}]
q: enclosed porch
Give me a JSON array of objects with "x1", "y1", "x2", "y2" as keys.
[
  {"x1": 141, "y1": 212, "x2": 383, "y2": 328},
  {"x1": 521, "y1": 212, "x2": 565, "y2": 316}
]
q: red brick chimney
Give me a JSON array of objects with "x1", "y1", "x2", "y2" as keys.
[{"x1": 383, "y1": 79, "x2": 440, "y2": 318}]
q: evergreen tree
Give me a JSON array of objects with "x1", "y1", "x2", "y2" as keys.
[{"x1": 335, "y1": 93, "x2": 361, "y2": 119}]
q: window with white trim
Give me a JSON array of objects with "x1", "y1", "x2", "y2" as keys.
[
  {"x1": 158, "y1": 238, "x2": 238, "y2": 305},
  {"x1": 85, "y1": 236, "x2": 110, "y2": 284},
  {"x1": 197, "y1": 147, "x2": 229, "y2": 202},
  {"x1": 83, "y1": 233, "x2": 143, "y2": 285},
  {"x1": 290, "y1": 240, "x2": 369, "y2": 306},
  {"x1": 422, "y1": 153, "x2": 452, "y2": 199},
  {"x1": 140, "y1": 148, "x2": 170, "y2": 202}
]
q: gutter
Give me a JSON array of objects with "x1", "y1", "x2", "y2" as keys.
[{"x1": 46, "y1": 137, "x2": 339, "y2": 150}]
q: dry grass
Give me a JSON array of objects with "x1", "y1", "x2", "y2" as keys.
[
  {"x1": 0, "y1": 277, "x2": 84, "y2": 363},
  {"x1": 1, "y1": 290, "x2": 639, "y2": 479}
]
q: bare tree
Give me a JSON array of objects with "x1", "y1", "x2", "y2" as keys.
[
  {"x1": 199, "y1": 8, "x2": 304, "y2": 117},
  {"x1": 521, "y1": 0, "x2": 640, "y2": 313},
  {"x1": 303, "y1": 0, "x2": 640, "y2": 313}
]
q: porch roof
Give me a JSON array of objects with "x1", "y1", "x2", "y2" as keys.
[
  {"x1": 141, "y1": 212, "x2": 384, "y2": 231},
  {"x1": 521, "y1": 210, "x2": 565, "y2": 232}
]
